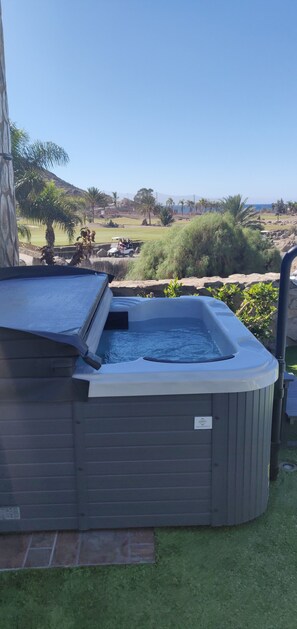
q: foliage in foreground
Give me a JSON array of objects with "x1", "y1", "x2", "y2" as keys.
[
  {"x1": 207, "y1": 282, "x2": 279, "y2": 343},
  {"x1": 40, "y1": 227, "x2": 96, "y2": 266},
  {"x1": 128, "y1": 213, "x2": 281, "y2": 280},
  {"x1": 163, "y1": 278, "x2": 183, "y2": 298}
]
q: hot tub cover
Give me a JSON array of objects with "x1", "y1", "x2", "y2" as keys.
[{"x1": 0, "y1": 266, "x2": 111, "y2": 368}]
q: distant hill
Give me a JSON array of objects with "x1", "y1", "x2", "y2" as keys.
[{"x1": 42, "y1": 169, "x2": 86, "y2": 197}]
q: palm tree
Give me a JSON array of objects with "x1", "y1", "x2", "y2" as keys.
[
  {"x1": 17, "y1": 222, "x2": 31, "y2": 242},
  {"x1": 221, "y1": 194, "x2": 259, "y2": 229},
  {"x1": 155, "y1": 204, "x2": 174, "y2": 226},
  {"x1": 187, "y1": 200, "x2": 195, "y2": 214},
  {"x1": 134, "y1": 188, "x2": 156, "y2": 225},
  {"x1": 166, "y1": 197, "x2": 174, "y2": 208},
  {"x1": 195, "y1": 198, "x2": 211, "y2": 213},
  {"x1": 85, "y1": 187, "x2": 106, "y2": 223},
  {"x1": 178, "y1": 199, "x2": 185, "y2": 215},
  {"x1": 11, "y1": 123, "x2": 69, "y2": 182},
  {"x1": 10, "y1": 123, "x2": 73, "y2": 241},
  {"x1": 11, "y1": 123, "x2": 70, "y2": 214},
  {"x1": 112, "y1": 191, "x2": 119, "y2": 208},
  {"x1": 0, "y1": 3, "x2": 19, "y2": 266},
  {"x1": 19, "y1": 181, "x2": 82, "y2": 247}
]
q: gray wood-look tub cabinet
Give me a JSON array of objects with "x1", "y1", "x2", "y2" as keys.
[{"x1": 0, "y1": 266, "x2": 278, "y2": 532}]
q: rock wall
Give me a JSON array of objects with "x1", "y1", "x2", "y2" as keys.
[{"x1": 111, "y1": 272, "x2": 297, "y2": 344}]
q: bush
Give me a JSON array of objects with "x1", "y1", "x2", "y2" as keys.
[
  {"x1": 157, "y1": 206, "x2": 175, "y2": 227},
  {"x1": 208, "y1": 282, "x2": 278, "y2": 344},
  {"x1": 127, "y1": 214, "x2": 281, "y2": 280},
  {"x1": 105, "y1": 219, "x2": 119, "y2": 228},
  {"x1": 163, "y1": 278, "x2": 183, "y2": 298}
]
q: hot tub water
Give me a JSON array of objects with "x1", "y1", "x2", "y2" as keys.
[{"x1": 97, "y1": 317, "x2": 222, "y2": 363}]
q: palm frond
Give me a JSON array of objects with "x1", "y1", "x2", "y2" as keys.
[
  {"x1": 221, "y1": 195, "x2": 260, "y2": 228},
  {"x1": 17, "y1": 222, "x2": 31, "y2": 242},
  {"x1": 27, "y1": 141, "x2": 69, "y2": 169}
]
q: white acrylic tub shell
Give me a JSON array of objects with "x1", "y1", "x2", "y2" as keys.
[{"x1": 73, "y1": 296, "x2": 279, "y2": 397}]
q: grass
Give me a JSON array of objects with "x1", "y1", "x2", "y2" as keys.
[
  {"x1": 18, "y1": 217, "x2": 186, "y2": 247},
  {"x1": 260, "y1": 213, "x2": 297, "y2": 232},
  {"x1": 286, "y1": 346, "x2": 297, "y2": 376},
  {"x1": 1, "y1": 456, "x2": 297, "y2": 629},
  {"x1": 19, "y1": 211, "x2": 294, "y2": 247}
]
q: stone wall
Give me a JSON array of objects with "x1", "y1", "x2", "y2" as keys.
[{"x1": 110, "y1": 272, "x2": 297, "y2": 344}]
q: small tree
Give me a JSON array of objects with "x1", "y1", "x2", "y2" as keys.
[
  {"x1": 272, "y1": 198, "x2": 287, "y2": 216},
  {"x1": 155, "y1": 204, "x2": 174, "y2": 226},
  {"x1": 166, "y1": 197, "x2": 174, "y2": 210},
  {"x1": 178, "y1": 199, "x2": 185, "y2": 215},
  {"x1": 21, "y1": 181, "x2": 82, "y2": 247},
  {"x1": 85, "y1": 187, "x2": 106, "y2": 222},
  {"x1": 112, "y1": 191, "x2": 119, "y2": 208},
  {"x1": 187, "y1": 200, "x2": 195, "y2": 213},
  {"x1": 68, "y1": 227, "x2": 96, "y2": 266},
  {"x1": 134, "y1": 188, "x2": 156, "y2": 225}
]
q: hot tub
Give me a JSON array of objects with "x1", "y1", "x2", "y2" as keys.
[{"x1": 0, "y1": 267, "x2": 278, "y2": 532}]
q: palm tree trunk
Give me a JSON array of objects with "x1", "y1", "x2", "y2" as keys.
[
  {"x1": 45, "y1": 222, "x2": 55, "y2": 247},
  {"x1": 0, "y1": 1, "x2": 18, "y2": 267}
]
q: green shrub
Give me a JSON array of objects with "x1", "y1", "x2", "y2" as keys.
[
  {"x1": 207, "y1": 283, "x2": 241, "y2": 312},
  {"x1": 208, "y1": 282, "x2": 278, "y2": 344},
  {"x1": 105, "y1": 219, "x2": 119, "y2": 228},
  {"x1": 163, "y1": 278, "x2": 183, "y2": 298},
  {"x1": 127, "y1": 214, "x2": 281, "y2": 280},
  {"x1": 238, "y1": 283, "x2": 279, "y2": 342}
]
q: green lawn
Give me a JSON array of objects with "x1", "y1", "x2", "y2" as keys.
[
  {"x1": 20, "y1": 212, "x2": 294, "y2": 247},
  {"x1": 18, "y1": 217, "x2": 185, "y2": 247},
  {"x1": 286, "y1": 346, "x2": 297, "y2": 376},
  {"x1": 1, "y1": 457, "x2": 297, "y2": 629}
]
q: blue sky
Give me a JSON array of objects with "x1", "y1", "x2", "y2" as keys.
[{"x1": 2, "y1": 0, "x2": 297, "y2": 202}]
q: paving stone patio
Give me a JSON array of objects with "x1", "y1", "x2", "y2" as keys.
[{"x1": 0, "y1": 529, "x2": 155, "y2": 571}]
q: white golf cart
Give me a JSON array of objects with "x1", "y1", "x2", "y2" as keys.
[{"x1": 107, "y1": 237, "x2": 134, "y2": 258}]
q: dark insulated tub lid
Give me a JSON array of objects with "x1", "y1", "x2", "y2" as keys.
[{"x1": 0, "y1": 266, "x2": 111, "y2": 369}]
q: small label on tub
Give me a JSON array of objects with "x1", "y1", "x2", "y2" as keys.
[
  {"x1": 0, "y1": 506, "x2": 20, "y2": 520},
  {"x1": 194, "y1": 416, "x2": 212, "y2": 430}
]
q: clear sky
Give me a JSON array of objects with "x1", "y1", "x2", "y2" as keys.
[{"x1": 2, "y1": 0, "x2": 297, "y2": 202}]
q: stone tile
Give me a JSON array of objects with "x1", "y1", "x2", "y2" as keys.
[
  {"x1": 24, "y1": 547, "x2": 52, "y2": 569},
  {"x1": 30, "y1": 532, "x2": 56, "y2": 549},
  {"x1": 129, "y1": 529, "x2": 154, "y2": 545},
  {"x1": 0, "y1": 534, "x2": 30, "y2": 570},
  {"x1": 79, "y1": 530, "x2": 130, "y2": 565},
  {"x1": 51, "y1": 532, "x2": 80, "y2": 567},
  {"x1": 0, "y1": 528, "x2": 156, "y2": 571},
  {"x1": 130, "y1": 543, "x2": 155, "y2": 564}
]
